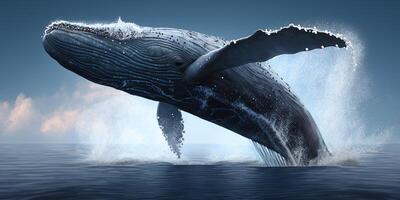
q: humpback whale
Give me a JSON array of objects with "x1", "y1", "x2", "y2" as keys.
[{"x1": 43, "y1": 19, "x2": 347, "y2": 165}]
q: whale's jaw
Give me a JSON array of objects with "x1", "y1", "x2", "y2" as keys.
[
  {"x1": 42, "y1": 19, "x2": 146, "y2": 82},
  {"x1": 43, "y1": 27, "x2": 117, "y2": 86},
  {"x1": 42, "y1": 20, "x2": 188, "y2": 103}
]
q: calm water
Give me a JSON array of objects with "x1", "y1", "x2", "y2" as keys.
[{"x1": 0, "y1": 144, "x2": 399, "y2": 200}]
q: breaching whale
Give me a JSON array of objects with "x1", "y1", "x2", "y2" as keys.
[{"x1": 43, "y1": 19, "x2": 347, "y2": 165}]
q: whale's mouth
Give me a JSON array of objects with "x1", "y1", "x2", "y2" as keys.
[{"x1": 44, "y1": 18, "x2": 144, "y2": 40}]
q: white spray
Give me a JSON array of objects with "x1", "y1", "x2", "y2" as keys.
[{"x1": 270, "y1": 27, "x2": 388, "y2": 165}]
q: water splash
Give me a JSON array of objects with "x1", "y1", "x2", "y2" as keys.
[
  {"x1": 252, "y1": 141, "x2": 288, "y2": 167},
  {"x1": 75, "y1": 93, "x2": 260, "y2": 165},
  {"x1": 269, "y1": 26, "x2": 387, "y2": 165}
]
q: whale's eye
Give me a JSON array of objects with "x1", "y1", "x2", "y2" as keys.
[
  {"x1": 174, "y1": 62, "x2": 184, "y2": 67},
  {"x1": 171, "y1": 55, "x2": 188, "y2": 70}
]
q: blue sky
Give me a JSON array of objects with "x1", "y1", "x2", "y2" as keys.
[{"x1": 0, "y1": 0, "x2": 399, "y2": 146}]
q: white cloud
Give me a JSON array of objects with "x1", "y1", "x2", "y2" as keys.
[
  {"x1": 0, "y1": 83, "x2": 128, "y2": 136},
  {"x1": 38, "y1": 83, "x2": 119, "y2": 134},
  {"x1": 0, "y1": 101, "x2": 11, "y2": 124},
  {"x1": 0, "y1": 94, "x2": 34, "y2": 133},
  {"x1": 40, "y1": 109, "x2": 79, "y2": 134},
  {"x1": 72, "y1": 82, "x2": 120, "y2": 103}
]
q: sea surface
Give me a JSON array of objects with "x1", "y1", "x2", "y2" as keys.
[{"x1": 0, "y1": 144, "x2": 399, "y2": 200}]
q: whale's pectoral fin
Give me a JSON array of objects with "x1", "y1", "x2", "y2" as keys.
[
  {"x1": 157, "y1": 102, "x2": 185, "y2": 158},
  {"x1": 184, "y1": 25, "x2": 347, "y2": 82}
]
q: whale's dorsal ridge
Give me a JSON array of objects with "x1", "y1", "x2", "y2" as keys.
[{"x1": 184, "y1": 24, "x2": 348, "y2": 82}]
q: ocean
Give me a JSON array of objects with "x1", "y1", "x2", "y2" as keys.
[{"x1": 0, "y1": 144, "x2": 399, "y2": 200}]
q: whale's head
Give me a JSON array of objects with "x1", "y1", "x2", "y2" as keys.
[{"x1": 43, "y1": 18, "x2": 198, "y2": 102}]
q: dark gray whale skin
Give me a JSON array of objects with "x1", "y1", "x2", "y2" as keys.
[{"x1": 43, "y1": 21, "x2": 335, "y2": 165}]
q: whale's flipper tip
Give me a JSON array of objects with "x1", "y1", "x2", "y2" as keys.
[{"x1": 157, "y1": 102, "x2": 185, "y2": 158}]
